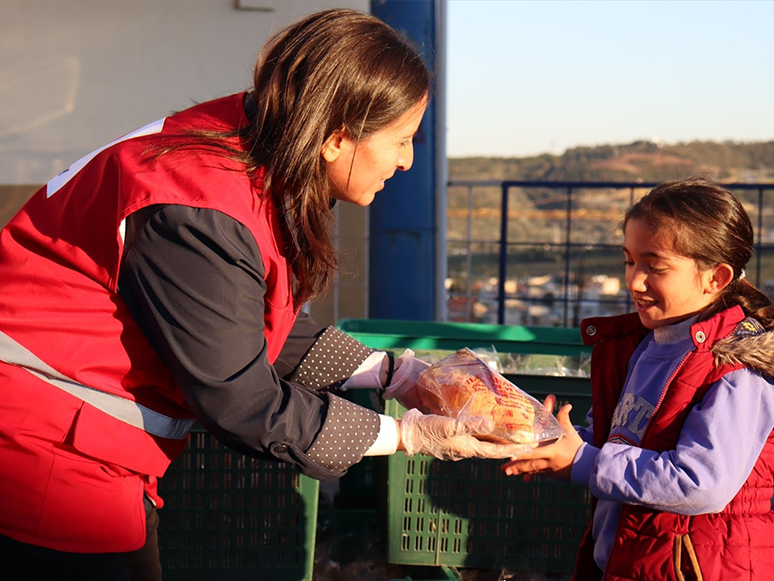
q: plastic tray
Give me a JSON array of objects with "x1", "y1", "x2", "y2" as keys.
[{"x1": 158, "y1": 427, "x2": 319, "y2": 581}]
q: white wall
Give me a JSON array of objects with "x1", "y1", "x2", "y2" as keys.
[{"x1": 0, "y1": 0, "x2": 368, "y2": 184}]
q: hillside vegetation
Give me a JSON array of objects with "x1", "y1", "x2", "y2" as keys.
[
  {"x1": 449, "y1": 139, "x2": 774, "y2": 183},
  {"x1": 444, "y1": 140, "x2": 774, "y2": 322}
]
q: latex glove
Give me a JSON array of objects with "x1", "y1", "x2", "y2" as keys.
[
  {"x1": 399, "y1": 408, "x2": 535, "y2": 461},
  {"x1": 339, "y1": 351, "x2": 386, "y2": 390},
  {"x1": 382, "y1": 349, "x2": 431, "y2": 411}
]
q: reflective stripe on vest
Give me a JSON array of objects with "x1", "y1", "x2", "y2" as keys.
[{"x1": 0, "y1": 330, "x2": 192, "y2": 440}]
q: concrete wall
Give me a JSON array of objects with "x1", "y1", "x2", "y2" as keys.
[
  {"x1": 0, "y1": 0, "x2": 370, "y2": 325},
  {"x1": 0, "y1": 0, "x2": 368, "y2": 185}
]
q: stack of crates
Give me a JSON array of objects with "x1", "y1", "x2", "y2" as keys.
[
  {"x1": 154, "y1": 318, "x2": 594, "y2": 579},
  {"x1": 157, "y1": 427, "x2": 319, "y2": 581},
  {"x1": 337, "y1": 318, "x2": 594, "y2": 576}
]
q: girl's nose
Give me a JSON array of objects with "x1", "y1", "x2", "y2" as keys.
[{"x1": 627, "y1": 270, "x2": 648, "y2": 293}]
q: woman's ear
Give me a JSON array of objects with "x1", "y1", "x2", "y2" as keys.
[
  {"x1": 321, "y1": 129, "x2": 347, "y2": 162},
  {"x1": 707, "y1": 263, "x2": 734, "y2": 294}
]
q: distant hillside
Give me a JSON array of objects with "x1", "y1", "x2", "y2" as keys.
[{"x1": 449, "y1": 140, "x2": 774, "y2": 183}]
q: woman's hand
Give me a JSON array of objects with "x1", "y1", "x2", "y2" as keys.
[
  {"x1": 501, "y1": 394, "x2": 583, "y2": 481},
  {"x1": 397, "y1": 408, "x2": 534, "y2": 461},
  {"x1": 382, "y1": 349, "x2": 431, "y2": 411}
]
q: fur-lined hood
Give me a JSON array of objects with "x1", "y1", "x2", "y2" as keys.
[{"x1": 713, "y1": 318, "x2": 774, "y2": 378}]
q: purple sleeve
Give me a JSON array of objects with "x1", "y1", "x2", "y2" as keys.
[
  {"x1": 576, "y1": 406, "x2": 594, "y2": 445},
  {"x1": 588, "y1": 368, "x2": 774, "y2": 514},
  {"x1": 570, "y1": 409, "x2": 598, "y2": 484}
]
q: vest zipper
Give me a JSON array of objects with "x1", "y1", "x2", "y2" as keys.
[{"x1": 639, "y1": 351, "x2": 691, "y2": 443}]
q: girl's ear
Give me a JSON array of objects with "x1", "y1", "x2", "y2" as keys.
[
  {"x1": 321, "y1": 129, "x2": 347, "y2": 162},
  {"x1": 707, "y1": 263, "x2": 734, "y2": 294}
]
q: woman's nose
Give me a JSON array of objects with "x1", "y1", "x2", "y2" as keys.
[{"x1": 397, "y1": 146, "x2": 414, "y2": 171}]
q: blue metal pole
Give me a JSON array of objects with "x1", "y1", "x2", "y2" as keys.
[
  {"x1": 368, "y1": 0, "x2": 443, "y2": 321},
  {"x1": 497, "y1": 182, "x2": 508, "y2": 325}
]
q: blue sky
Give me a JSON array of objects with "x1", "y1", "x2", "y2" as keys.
[{"x1": 446, "y1": 0, "x2": 774, "y2": 158}]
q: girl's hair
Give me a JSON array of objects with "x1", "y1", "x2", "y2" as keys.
[
  {"x1": 248, "y1": 8, "x2": 430, "y2": 304},
  {"x1": 624, "y1": 177, "x2": 774, "y2": 329}
]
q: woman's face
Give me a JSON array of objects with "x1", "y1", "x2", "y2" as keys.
[{"x1": 322, "y1": 97, "x2": 428, "y2": 206}]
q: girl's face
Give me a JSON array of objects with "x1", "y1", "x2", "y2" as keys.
[
  {"x1": 623, "y1": 218, "x2": 725, "y2": 329},
  {"x1": 322, "y1": 97, "x2": 428, "y2": 206}
]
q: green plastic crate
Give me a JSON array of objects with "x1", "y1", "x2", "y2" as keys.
[
  {"x1": 385, "y1": 400, "x2": 591, "y2": 574},
  {"x1": 337, "y1": 319, "x2": 590, "y2": 358},
  {"x1": 338, "y1": 319, "x2": 594, "y2": 574},
  {"x1": 158, "y1": 427, "x2": 319, "y2": 581}
]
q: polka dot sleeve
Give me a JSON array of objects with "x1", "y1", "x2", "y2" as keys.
[
  {"x1": 306, "y1": 393, "x2": 381, "y2": 471},
  {"x1": 288, "y1": 326, "x2": 374, "y2": 390}
]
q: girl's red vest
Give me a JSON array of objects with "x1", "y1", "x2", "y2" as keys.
[
  {"x1": 0, "y1": 94, "x2": 297, "y2": 552},
  {"x1": 575, "y1": 307, "x2": 774, "y2": 580}
]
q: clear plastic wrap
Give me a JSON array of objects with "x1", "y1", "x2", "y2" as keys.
[{"x1": 416, "y1": 347, "x2": 565, "y2": 445}]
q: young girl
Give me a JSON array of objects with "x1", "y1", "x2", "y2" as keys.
[
  {"x1": 0, "y1": 8, "x2": 522, "y2": 580},
  {"x1": 503, "y1": 177, "x2": 774, "y2": 580}
]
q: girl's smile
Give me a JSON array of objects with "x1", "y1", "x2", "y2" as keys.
[{"x1": 623, "y1": 218, "x2": 730, "y2": 329}]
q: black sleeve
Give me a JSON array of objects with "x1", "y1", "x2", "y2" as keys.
[
  {"x1": 272, "y1": 310, "x2": 327, "y2": 380},
  {"x1": 287, "y1": 325, "x2": 377, "y2": 390},
  {"x1": 118, "y1": 205, "x2": 379, "y2": 480}
]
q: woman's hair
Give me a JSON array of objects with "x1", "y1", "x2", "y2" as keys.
[
  {"x1": 624, "y1": 177, "x2": 774, "y2": 329},
  {"x1": 248, "y1": 8, "x2": 431, "y2": 304},
  {"x1": 153, "y1": 9, "x2": 430, "y2": 305}
]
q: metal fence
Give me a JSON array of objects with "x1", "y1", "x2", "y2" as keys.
[{"x1": 445, "y1": 180, "x2": 774, "y2": 327}]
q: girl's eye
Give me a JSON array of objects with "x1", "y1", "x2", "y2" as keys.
[{"x1": 649, "y1": 266, "x2": 666, "y2": 274}]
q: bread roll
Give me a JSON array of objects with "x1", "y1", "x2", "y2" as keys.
[{"x1": 416, "y1": 348, "x2": 537, "y2": 444}]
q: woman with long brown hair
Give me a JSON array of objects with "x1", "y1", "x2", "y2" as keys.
[{"x1": 0, "y1": 9, "x2": 521, "y2": 580}]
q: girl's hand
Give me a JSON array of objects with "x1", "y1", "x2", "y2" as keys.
[{"x1": 501, "y1": 395, "x2": 584, "y2": 481}]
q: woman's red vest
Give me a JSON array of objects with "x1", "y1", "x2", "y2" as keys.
[
  {"x1": 0, "y1": 94, "x2": 297, "y2": 552},
  {"x1": 574, "y1": 307, "x2": 774, "y2": 580}
]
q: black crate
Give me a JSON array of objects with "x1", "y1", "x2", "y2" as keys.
[{"x1": 158, "y1": 428, "x2": 319, "y2": 581}]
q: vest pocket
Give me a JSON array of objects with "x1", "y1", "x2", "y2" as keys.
[
  {"x1": 70, "y1": 401, "x2": 183, "y2": 477},
  {"x1": 673, "y1": 533, "x2": 704, "y2": 581},
  {"x1": 35, "y1": 443, "x2": 146, "y2": 552}
]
